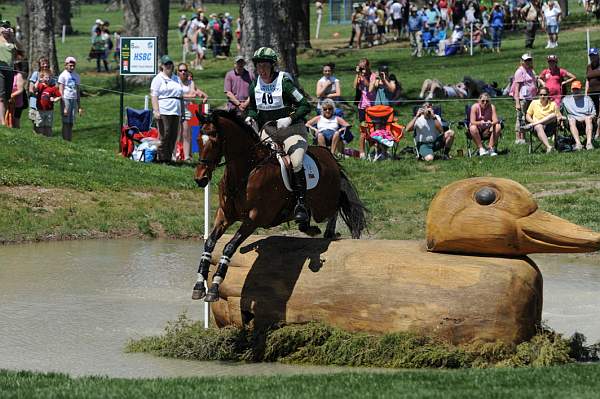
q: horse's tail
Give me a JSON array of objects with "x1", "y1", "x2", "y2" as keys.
[{"x1": 338, "y1": 171, "x2": 368, "y2": 239}]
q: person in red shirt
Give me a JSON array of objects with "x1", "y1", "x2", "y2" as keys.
[
  {"x1": 34, "y1": 69, "x2": 62, "y2": 137},
  {"x1": 538, "y1": 54, "x2": 576, "y2": 106}
]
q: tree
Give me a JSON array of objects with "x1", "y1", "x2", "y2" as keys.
[
  {"x1": 239, "y1": 0, "x2": 299, "y2": 77},
  {"x1": 181, "y1": 0, "x2": 202, "y2": 11},
  {"x1": 53, "y1": 0, "x2": 73, "y2": 35},
  {"x1": 123, "y1": 0, "x2": 170, "y2": 57},
  {"x1": 22, "y1": 0, "x2": 59, "y2": 75},
  {"x1": 293, "y1": 0, "x2": 311, "y2": 50}
]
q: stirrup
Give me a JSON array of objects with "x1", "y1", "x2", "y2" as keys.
[{"x1": 294, "y1": 203, "x2": 309, "y2": 223}]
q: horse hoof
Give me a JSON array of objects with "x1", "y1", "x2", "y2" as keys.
[
  {"x1": 204, "y1": 284, "x2": 220, "y2": 302},
  {"x1": 299, "y1": 223, "x2": 321, "y2": 237},
  {"x1": 191, "y1": 282, "x2": 206, "y2": 300},
  {"x1": 324, "y1": 232, "x2": 341, "y2": 240}
]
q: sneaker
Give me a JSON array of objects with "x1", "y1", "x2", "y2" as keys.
[
  {"x1": 586, "y1": 143, "x2": 594, "y2": 150},
  {"x1": 546, "y1": 146, "x2": 553, "y2": 154},
  {"x1": 574, "y1": 143, "x2": 583, "y2": 151},
  {"x1": 514, "y1": 139, "x2": 527, "y2": 145},
  {"x1": 478, "y1": 147, "x2": 489, "y2": 156},
  {"x1": 489, "y1": 148, "x2": 498, "y2": 156},
  {"x1": 359, "y1": 152, "x2": 366, "y2": 160}
]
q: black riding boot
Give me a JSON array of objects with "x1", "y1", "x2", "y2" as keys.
[{"x1": 292, "y1": 168, "x2": 309, "y2": 224}]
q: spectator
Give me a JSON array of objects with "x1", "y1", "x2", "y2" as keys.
[
  {"x1": 521, "y1": 0, "x2": 541, "y2": 49},
  {"x1": 438, "y1": 24, "x2": 464, "y2": 56},
  {"x1": 542, "y1": 0, "x2": 561, "y2": 48},
  {"x1": 471, "y1": 23, "x2": 492, "y2": 51},
  {"x1": 33, "y1": 69, "x2": 61, "y2": 137},
  {"x1": 438, "y1": 0, "x2": 449, "y2": 24},
  {"x1": 408, "y1": 6, "x2": 423, "y2": 57},
  {"x1": 176, "y1": 63, "x2": 206, "y2": 162},
  {"x1": 8, "y1": 60, "x2": 26, "y2": 128},
  {"x1": 390, "y1": 0, "x2": 403, "y2": 40},
  {"x1": 373, "y1": 65, "x2": 399, "y2": 105},
  {"x1": 563, "y1": 80, "x2": 596, "y2": 150},
  {"x1": 465, "y1": 2, "x2": 477, "y2": 25},
  {"x1": 349, "y1": 3, "x2": 365, "y2": 49},
  {"x1": 151, "y1": 55, "x2": 182, "y2": 163},
  {"x1": 406, "y1": 102, "x2": 455, "y2": 161},
  {"x1": 316, "y1": 62, "x2": 341, "y2": 113},
  {"x1": 419, "y1": 78, "x2": 468, "y2": 99},
  {"x1": 511, "y1": 53, "x2": 537, "y2": 144},
  {"x1": 101, "y1": 26, "x2": 112, "y2": 70},
  {"x1": 469, "y1": 93, "x2": 502, "y2": 156},
  {"x1": 224, "y1": 56, "x2": 254, "y2": 116},
  {"x1": 353, "y1": 58, "x2": 377, "y2": 159},
  {"x1": 425, "y1": 2, "x2": 440, "y2": 29},
  {"x1": 58, "y1": 57, "x2": 83, "y2": 141},
  {"x1": 90, "y1": 19, "x2": 102, "y2": 43},
  {"x1": 113, "y1": 29, "x2": 121, "y2": 64},
  {"x1": 90, "y1": 28, "x2": 108, "y2": 72},
  {"x1": 489, "y1": 3, "x2": 505, "y2": 52},
  {"x1": 375, "y1": 3, "x2": 387, "y2": 45},
  {"x1": 27, "y1": 56, "x2": 51, "y2": 130},
  {"x1": 538, "y1": 54, "x2": 575, "y2": 106},
  {"x1": 524, "y1": 87, "x2": 561, "y2": 153},
  {"x1": 221, "y1": 13, "x2": 233, "y2": 57},
  {"x1": 305, "y1": 98, "x2": 351, "y2": 156},
  {"x1": 452, "y1": 0, "x2": 466, "y2": 28},
  {"x1": 191, "y1": 17, "x2": 206, "y2": 71},
  {"x1": 178, "y1": 15, "x2": 188, "y2": 43},
  {"x1": 0, "y1": 21, "x2": 16, "y2": 126},
  {"x1": 586, "y1": 47, "x2": 600, "y2": 138}
]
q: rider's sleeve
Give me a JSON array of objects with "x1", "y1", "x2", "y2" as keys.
[
  {"x1": 246, "y1": 80, "x2": 258, "y2": 120},
  {"x1": 282, "y1": 78, "x2": 311, "y2": 123}
]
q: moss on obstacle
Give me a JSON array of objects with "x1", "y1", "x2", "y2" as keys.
[{"x1": 126, "y1": 313, "x2": 598, "y2": 369}]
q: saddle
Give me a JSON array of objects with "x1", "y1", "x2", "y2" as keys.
[{"x1": 276, "y1": 152, "x2": 320, "y2": 192}]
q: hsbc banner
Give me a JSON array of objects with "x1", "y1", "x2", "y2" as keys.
[{"x1": 120, "y1": 37, "x2": 157, "y2": 76}]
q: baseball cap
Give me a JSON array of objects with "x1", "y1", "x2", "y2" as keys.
[
  {"x1": 64, "y1": 56, "x2": 77, "y2": 64},
  {"x1": 521, "y1": 53, "x2": 533, "y2": 61},
  {"x1": 159, "y1": 55, "x2": 173, "y2": 65},
  {"x1": 571, "y1": 80, "x2": 582, "y2": 90},
  {"x1": 589, "y1": 48, "x2": 599, "y2": 56},
  {"x1": 547, "y1": 54, "x2": 558, "y2": 62},
  {"x1": 95, "y1": 19, "x2": 103, "y2": 24},
  {"x1": 234, "y1": 55, "x2": 245, "y2": 63}
]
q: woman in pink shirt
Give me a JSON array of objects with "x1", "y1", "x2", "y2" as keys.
[
  {"x1": 511, "y1": 53, "x2": 537, "y2": 144},
  {"x1": 353, "y1": 58, "x2": 377, "y2": 159},
  {"x1": 469, "y1": 93, "x2": 502, "y2": 156},
  {"x1": 538, "y1": 54, "x2": 575, "y2": 106}
]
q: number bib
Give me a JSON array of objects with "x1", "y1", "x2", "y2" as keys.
[{"x1": 255, "y1": 72, "x2": 285, "y2": 111}]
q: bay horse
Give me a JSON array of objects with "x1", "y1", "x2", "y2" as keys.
[{"x1": 192, "y1": 110, "x2": 367, "y2": 302}]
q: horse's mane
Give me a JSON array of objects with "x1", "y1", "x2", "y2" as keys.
[{"x1": 211, "y1": 109, "x2": 260, "y2": 142}]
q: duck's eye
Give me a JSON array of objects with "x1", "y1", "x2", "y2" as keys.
[{"x1": 475, "y1": 187, "x2": 497, "y2": 205}]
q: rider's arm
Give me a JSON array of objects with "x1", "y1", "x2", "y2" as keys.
[
  {"x1": 246, "y1": 80, "x2": 258, "y2": 120},
  {"x1": 283, "y1": 78, "x2": 311, "y2": 122}
]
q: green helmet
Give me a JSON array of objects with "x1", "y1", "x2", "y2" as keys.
[{"x1": 252, "y1": 47, "x2": 278, "y2": 63}]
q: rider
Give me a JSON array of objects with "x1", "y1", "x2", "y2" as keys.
[{"x1": 245, "y1": 47, "x2": 312, "y2": 226}]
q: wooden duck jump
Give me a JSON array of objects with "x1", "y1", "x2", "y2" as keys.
[{"x1": 206, "y1": 178, "x2": 600, "y2": 345}]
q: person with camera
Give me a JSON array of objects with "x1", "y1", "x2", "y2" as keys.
[
  {"x1": 353, "y1": 58, "x2": 377, "y2": 159},
  {"x1": 469, "y1": 93, "x2": 502, "y2": 157},
  {"x1": 0, "y1": 20, "x2": 16, "y2": 126},
  {"x1": 374, "y1": 65, "x2": 400, "y2": 106},
  {"x1": 406, "y1": 102, "x2": 454, "y2": 161}
]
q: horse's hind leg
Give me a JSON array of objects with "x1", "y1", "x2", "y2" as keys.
[
  {"x1": 324, "y1": 211, "x2": 340, "y2": 239},
  {"x1": 192, "y1": 208, "x2": 230, "y2": 300},
  {"x1": 205, "y1": 223, "x2": 255, "y2": 302}
]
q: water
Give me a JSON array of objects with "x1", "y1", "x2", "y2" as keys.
[{"x1": 0, "y1": 239, "x2": 599, "y2": 378}]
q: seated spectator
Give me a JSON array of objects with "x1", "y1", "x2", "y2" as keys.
[
  {"x1": 524, "y1": 88, "x2": 562, "y2": 153},
  {"x1": 562, "y1": 80, "x2": 596, "y2": 151},
  {"x1": 469, "y1": 93, "x2": 502, "y2": 156},
  {"x1": 316, "y1": 62, "x2": 341, "y2": 114},
  {"x1": 471, "y1": 23, "x2": 492, "y2": 51},
  {"x1": 419, "y1": 78, "x2": 467, "y2": 100},
  {"x1": 305, "y1": 98, "x2": 351, "y2": 156},
  {"x1": 406, "y1": 102, "x2": 454, "y2": 161},
  {"x1": 438, "y1": 24, "x2": 464, "y2": 56}
]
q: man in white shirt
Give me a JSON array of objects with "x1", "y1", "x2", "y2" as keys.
[
  {"x1": 390, "y1": 0, "x2": 403, "y2": 40},
  {"x1": 563, "y1": 80, "x2": 596, "y2": 150},
  {"x1": 57, "y1": 56, "x2": 83, "y2": 141},
  {"x1": 406, "y1": 102, "x2": 454, "y2": 161}
]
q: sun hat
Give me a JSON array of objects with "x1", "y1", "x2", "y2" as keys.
[
  {"x1": 547, "y1": 54, "x2": 558, "y2": 62},
  {"x1": 589, "y1": 48, "x2": 599, "y2": 56},
  {"x1": 64, "y1": 56, "x2": 77, "y2": 64},
  {"x1": 180, "y1": 15, "x2": 187, "y2": 20},
  {"x1": 521, "y1": 53, "x2": 533, "y2": 61},
  {"x1": 571, "y1": 81, "x2": 582, "y2": 90},
  {"x1": 159, "y1": 55, "x2": 173, "y2": 65}
]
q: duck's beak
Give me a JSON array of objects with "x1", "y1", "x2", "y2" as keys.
[{"x1": 517, "y1": 210, "x2": 600, "y2": 254}]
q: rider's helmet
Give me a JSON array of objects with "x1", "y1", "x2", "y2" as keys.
[{"x1": 252, "y1": 47, "x2": 278, "y2": 64}]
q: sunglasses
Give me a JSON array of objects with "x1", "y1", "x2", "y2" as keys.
[
  {"x1": 480, "y1": 99, "x2": 489, "y2": 103},
  {"x1": 539, "y1": 93, "x2": 548, "y2": 96},
  {"x1": 178, "y1": 69, "x2": 188, "y2": 72},
  {"x1": 323, "y1": 108, "x2": 334, "y2": 111}
]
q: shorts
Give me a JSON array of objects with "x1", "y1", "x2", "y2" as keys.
[
  {"x1": 417, "y1": 135, "x2": 445, "y2": 158},
  {"x1": 318, "y1": 129, "x2": 336, "y2": 145},
  {"x1": 547, "y1": 24, "x2": 559, "y2": 34},
  {"x1": 393, "y1": 18, "x2": 402, "y2": 30},
  {"x1": 61, "y1": 98, "x2": 78, "y2": 124},
  {"x1": 28, "y1": 108, "x2": 39, "y2": 122},
  {"x1": 0, "y1": 64, "x2": 14, "y2": 101},
  {"x1": 36, "y1": 110, "x2": 54, "y2": 128},
  {"x1": 358, "y1": 108, "x2": 366, "y2": 122}
]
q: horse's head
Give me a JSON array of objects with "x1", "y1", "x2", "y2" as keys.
[{"x1": 194, "y1": 115, "x2": 223, "y2": 188}]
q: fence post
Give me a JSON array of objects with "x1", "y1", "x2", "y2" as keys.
[
  {"x1": 203, "y1": 184, "x2": 210, "y2": 329},
  {"x1": 470, "y1": 23, "x2": 473, "y2": 56}
]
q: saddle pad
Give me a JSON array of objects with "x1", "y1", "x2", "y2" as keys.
[{"x1": 277, "y1": 153, "x2": 320, "y2": 192}]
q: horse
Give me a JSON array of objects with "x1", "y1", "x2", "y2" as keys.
[{"x1": 192, "y1": 109, "x2": 367, "y2": 302}]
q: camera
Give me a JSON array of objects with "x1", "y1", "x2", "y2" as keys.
[{"x1": 356, "y1": 66, "x2": 364, "y2": 73}]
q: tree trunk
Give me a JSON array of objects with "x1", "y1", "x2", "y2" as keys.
[
  {"x1": 53, "y1": 0, "x2": 73, "y2": 35},
  {"x1": 240, "y1": 0, "x2": 298, "y2": 77},
  {"x1": 294, "y1": 0, "x2": 311, "y2": 49},
  {"x1": 23, "y1": 0, "x2": 59, "y2": 76},
  {"x1": 105, "y1": 0, "x2": 124, "y2": 12},
  {"x1": 123, "y1": 0, "x2": 170, "y2": 56},
  {"x1": 181, "y1": 0, "x2": 201, "y2": 10}
]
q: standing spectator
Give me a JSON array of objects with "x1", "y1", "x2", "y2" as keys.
[
  {"x1": 425, "y1": 2, "x2": 440, "y2": 29},
  {"x1": 8, "y1": 60, "x2": 26, "y2": 128},
  {"x1": 0, "y1": 21, "x2": 16, "y2": 126},
  {"x1": 349, "y1": 3, "x2": 365, "y2": 49},
  {"x1": 176, "y1": 63, "x2": 206, "y2": 162},
  {"x1": 511, "y1": 53, "x2": 537, "y2": 144},
  {"x1": 27, "y1": 56, "x2": 51, "y2": 130},
  {"x1": 438, "y1": 0, "x2": 449, "y2": 24},
  {"x1": 390, "y1": 0, "x2": 403, "y2": 40},
  {"x1": 58, "y1": 56, "x2": 83, "y2": 141},
  {"x1": 208, "y1": 14, "x2": 223, "y2": 58},
  {"x1": 33, "y1": 69, "x2": 61, "y2": 137},
  {"x1": 178, "y1": 15, "x2": 188, "y2": 43},
  {"x1": 469, "y1": 93, "x2": 502, "y2": 156},
  {"x1": 586, "y1": 48, "x2": 600, "y2": 139},
  {"x1": 406, "y1": 102, "x2": 455, "y2": 161},
  {"x1": 101, "y1": 26, "x2": 112, "y2": 71},
  {"x1": 563, "y1": 81, "x2": 596, "y2": 150},
  {"x1": 90, "y1": 19, "x2": 102, "y2": 43},
  {"x1": 354, "y1": 58, "x2": 377, "y2": 159},
  {"x1": 524, "y1": 87, "x2": 561, "y2": 153},
  {"x1": 521, "y1": 0, "x2": 541, "y2": 49},
  {"x1": 538, "y1": 54, "x2": 575, "y2": 106},
  {"x1": 374, "y1": 65, "x2": 399, "y2": 105},
  {"x1": 151, "y1": 55, "x2": 182, "y2": 163},
  {"x1": 191, "y1": 21, "x2": 206, "y2": 70},
  {"x1": 224, "y1": 56, "x2": 254, "y2": 115},
  {"x1": 305, "y1": 98, "x2": 351, "y2": 156},
  {"x1": 375, "y1": 3, "x2": 387, "y2": 45},
  {"x1": 316, "y1": 62, "x2": 341, "y2": 113},
  {"x1": 542, "y1": 0, "x2": 561, "y2": 48},
  {"x1": 465, "y1": 2, "x2": 477, "y2": 25},
  {"x1": 113, "y1": 29, "x2": 122, "y2": 64},
  {"x1": 221, "y1": 13, "x2": 233, "y2": 57},
  {"x1": 489, "y1": 3, "x2": 505, "y2": 52},
  {"x1": 452, "y1": 0, "x2": 466, "y2": 28},
  {"x1": 408, "y1": 6, "x2": 423, "y2": 57},
  {"x1": 90, "y1": 28, "x2": 108, "y2": 72}
]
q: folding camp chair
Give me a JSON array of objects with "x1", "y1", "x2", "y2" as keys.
[
  {"x1": 458, "y1": 104, "x2": 504, "y2": 157},
  {"x1": 119, "y1": 108, "x2": 159, "y2": 159},
  {"x1": 359, "y1": 105, "x2": 404, "y2": 161}
]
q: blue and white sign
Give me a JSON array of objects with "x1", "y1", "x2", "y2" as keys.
[{"x1": 120, "y1": 37, "x2": 157, "y2": 76}]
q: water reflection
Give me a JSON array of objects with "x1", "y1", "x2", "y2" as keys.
[{"x1": 0, "y1": 240, "x2": 598, "y2": 378}]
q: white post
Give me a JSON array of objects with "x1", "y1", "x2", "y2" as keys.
[
  {"x1": 203, "y1": 184, "x2": 210, "y2": 329},
  {"x1": 62, "y1": 25, "x2": 66, "y2": 44},
  {"x1": 144, "y1": 95, "x2": 149, "y2": 110},
  {"x1": 316, "y1": 12, "x2": 322, "y2": 39},
  {"x1": 470, "y1": 23, "x2": 473, "y2": 56}
]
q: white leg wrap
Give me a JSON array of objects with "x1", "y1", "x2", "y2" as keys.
[
  {"x1": 200, "y1": 252, "x2": 212, "y2": 262},
  {"x1": 196, "y1": 273, "x2": 205, "y2": 283},
  {"x1": 212, "y1": 276, "x2": 223, "y2": 285}
]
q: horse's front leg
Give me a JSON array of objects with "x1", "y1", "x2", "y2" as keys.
[
  {"x1": 192, "y1": 208, "x2": 231, "y2": 300},
  {"x1": 204, "y1": 221, "x2": 256, "y2": 302}
]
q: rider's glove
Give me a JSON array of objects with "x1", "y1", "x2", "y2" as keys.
[
  {"x1": 244, "y1": 116, "x2": 255, "y2": 126},
  {"x1": 276, "y1": 116, "x2": 292, "y2": 129}
]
